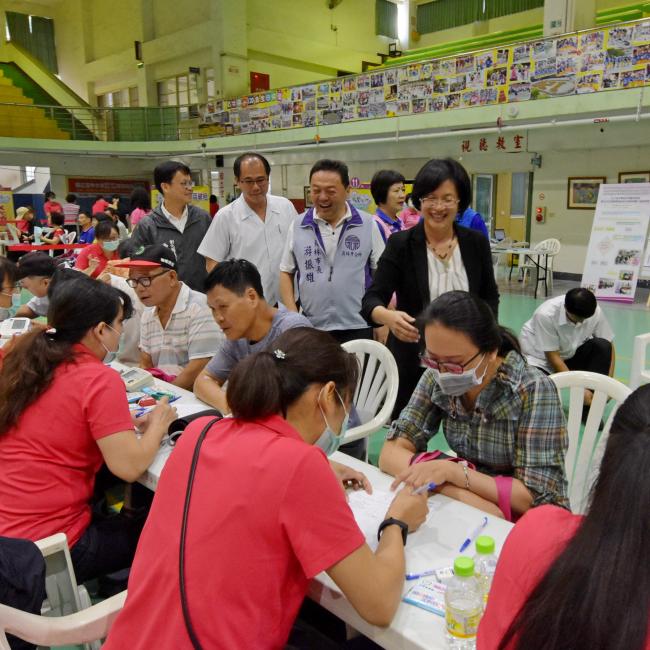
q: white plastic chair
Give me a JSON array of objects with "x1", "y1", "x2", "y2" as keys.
[
  {"x1": 520, "y1": 238, "x2": 561, "y2": 292},
  {"x1": 629, "y1": 333, "x2": 650, "y2": 390},
  {"x1": 62, "y1": 230, "x2": 77, "y2": 245},
  {"x1": 35, "y1": 532, "x2": 98, "y2": 650},
  {"x1": 0, "y1": 590, "x2": 126, "y2": 650},
  {"x1": 341, "y1": 339, "x2": 399, "y2": 460},
  {"x1": 550, "y1": 371, "x2": 631, "y2": 514}
]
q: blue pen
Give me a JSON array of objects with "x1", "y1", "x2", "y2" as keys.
[
  {"x1": 412, "y1": 481, "x2": 437, "y2": 495},
  {"x1": 406, "y1": 568, "x2": 438, "y2": 580},
  {"x1": 459, "y1": 516, "x2": 488, "y2": 553}
]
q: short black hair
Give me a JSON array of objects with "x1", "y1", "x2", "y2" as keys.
[
  {"x1": 233, "y1": 152, "x2": 271, "y2": 179},
  {"x1": 204, "y1": 259, "x2": 264, "y2": 299},
  {"x1": 565, "y1": 288, "x2": 597, "y2": 319},
  {"x1": 153, "y1": 160, "x2": 192, "y2": 193},
  {"x1": 65, "y1": 193, "x2": 76, "y2": 203},
  {"x1": 309, "y1": 159, "x2": 350, "y2": 187},
  {"x1": 411, "y1": 158, "x2": 472, "y2": 212},
  {"x1": 95, "y1": 220, "x2": 118, "y2": 240},
  {"x1": 49, "y1": 211, "x2": 64, "y2": 226},
  {"x1": 16, "y1": 252, "x2": 57, "y2": 279},
  {"x1": 93, "y1": 212, "x2": 112, "y2": 223},
  {"x1": 370, "y1": 169, "x2": 406, "y2": 205},
  {"x1": 45, "y1": 191, "x2": 55, "y2": 200}
]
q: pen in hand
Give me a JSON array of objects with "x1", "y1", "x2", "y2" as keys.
[{"x1": 412, "y1": 481, "x2": 437, "y2": 495}]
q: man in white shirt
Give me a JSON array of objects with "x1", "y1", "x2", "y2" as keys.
[
  {"x1": 197, "y1": 152, "x2": 297, "y2": 306},
  {"x1": 279, "y1": 159, "x2": 385, "y2": 344},
  {"x1": 116, "y1": 244, "x2": 224, "y2": 390},
  {"x1": 520, "y1": 287, "x2": 615, "y2": 405}
]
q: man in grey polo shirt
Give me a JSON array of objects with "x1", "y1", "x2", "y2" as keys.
[
  {"x1": 116, "y1": 244, "x2": 224, "y2": 390},
  {"x1": 194, "y1": 259, "x2": 310, "y2": 414},
  {"x1": 197, "y1": 152, "x2": 298, "y2": 307}
]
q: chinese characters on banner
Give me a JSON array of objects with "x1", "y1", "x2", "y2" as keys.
[
  {"x1": 460, "y1": 133, "x2": 527, "y2": 154},
  {"x1": 581, "y1": 183, "x2": 650, "y2": 301}
]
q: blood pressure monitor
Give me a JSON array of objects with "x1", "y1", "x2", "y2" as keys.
[
  {"x1": 0, "y1": 318, "x2": 31, "y2": 338},
  {"x1": 120, "y1": 367, "x2": 155, "y2": 391}
]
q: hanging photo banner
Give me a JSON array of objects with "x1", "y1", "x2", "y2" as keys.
[
  {"x1": 0, "y1": 190, "x2": 15, "y2": 223},
  {"x1": 581, "y1": 182, "x2": 650, "y2": 301},
  {"x1": 198, "y1": 19, "x2": 650, "y2": 138},
  {"x1": 67, "y1": 178, "x2": 150, "y2": 197}
]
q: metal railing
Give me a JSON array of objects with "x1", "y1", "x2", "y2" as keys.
[{"x1": 0, "y1": 102, "x2": 202, "y2": 142}]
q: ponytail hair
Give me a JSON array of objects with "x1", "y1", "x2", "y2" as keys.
[
  {"x1": 498, "y1": 384, "x2": 650, "y2": 650},
  {"x1": 418, "y1": 290, "x2": 520, "y2": 357},
  {"x1": 227, "y1": 327, "x2": 359, "y2": 420},
  {"x1": 0, "y1": 275, "x2": 133, "y2": 435}
]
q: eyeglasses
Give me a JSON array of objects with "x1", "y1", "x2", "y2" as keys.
[
  {"x1": 419, "y1": 349, "x2": 482, "y2": 374},
  {"x1": 420, "y1": 196, "x2": 460, "y2": 208},
  {"x1": 239, "y1": 177, "x2": 269, "y2": 187},
  {"x1": 177, "y1": 181, "x2": 194, "y2": 189},
  {"x1": 127, "y1": 269, "x2": 170, "y2": 288}
]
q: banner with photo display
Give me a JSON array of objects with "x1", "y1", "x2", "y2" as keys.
[
  {"x1": 581, "y1": 183, "x2": 650, "y2": 301},
  {"x1": 199, "y1": 19, "x2": 650, "y2": 138}
]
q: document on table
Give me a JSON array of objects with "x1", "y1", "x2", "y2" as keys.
[{"x1": 347, "y1": 489, "x2": 441, "y2": 550}]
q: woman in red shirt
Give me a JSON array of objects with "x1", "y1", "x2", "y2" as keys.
[
  {"x1": 104, "y1": 327, "x2": 429, "y2": 650},
  {"x1": 75, "y1": 220, "x2": 120, "y2": 278},
  {"x1": 478, "y1": 384, "x2": 650, "y2": 650},
  {"x1": 43, "y1": 191, "x2": 63, "y2": 218},
  {"x1": 0, "y1": 273, "x2": 176, "y2": 583}
]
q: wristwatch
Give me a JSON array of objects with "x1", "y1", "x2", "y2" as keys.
[{"x1": 377, "y1": 517, "x2": 408, "y2": 546}]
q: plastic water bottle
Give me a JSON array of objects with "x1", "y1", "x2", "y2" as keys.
[
  {"x1": 474, "y1": 535, "x2": 498, "y2": 605},
  {"x1": 445, "y1": 556, "x2": 483, "y2": 649}
]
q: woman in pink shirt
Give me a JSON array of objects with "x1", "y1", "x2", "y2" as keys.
[
  {"x1": 128, "y1": 186, "x2": 152, "y2": 229},
  {"x1": 399, "y1": 193, "x2": 421, "y2": 230},
  {"x1": 478, "y1": 384, "x2": 650, "y2": 650}
]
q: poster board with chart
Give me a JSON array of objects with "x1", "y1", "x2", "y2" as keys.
[{"x1": 581, "y1": 183, "x2": 650, "y2": 300}]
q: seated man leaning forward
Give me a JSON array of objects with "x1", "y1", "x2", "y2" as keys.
[
  {"x1": 194, "y1": 259, "x2": 371, "y2": 490},
  {"x1": 115, "y1": 244, "x2": 224, "y2": 390},
  {"x1": 519, "y1": 287, "x2": 615, "y2": 408},
  {"x1": 194, "y1": 258, "x2": 311, "y2": 414}
]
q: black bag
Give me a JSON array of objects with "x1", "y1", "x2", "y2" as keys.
[{"x1": 168, "y1": 409, "x2": 223, "y2": 445}]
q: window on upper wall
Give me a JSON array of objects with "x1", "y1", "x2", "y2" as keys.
[
  {"x1": 6, "y1": 11, "x2": 58, "y2": 73},
  {"x1": 128, "y1": 86, "x2": 139, "y2": 107},
  {"x1": 376, "y1": 0, "x2": 398, "y2": 39},
  {"x1": 156, "y1": 73, "x2": 200, "y2": 119},
  {"x1": 417, "y1": 0, "x2": 543, "y2": 34}
]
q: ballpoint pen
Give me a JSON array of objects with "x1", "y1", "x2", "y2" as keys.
[
  {"x1": 412, "y1": 481, "x2": 438, "y2": 495},
  {"x1": 459, "y1": 516, "x2": 488, "y2": 553}
]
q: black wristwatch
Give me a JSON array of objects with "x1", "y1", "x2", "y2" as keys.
[{"x1": 377, "y1": 517, "x2": 408, "y2": 546}]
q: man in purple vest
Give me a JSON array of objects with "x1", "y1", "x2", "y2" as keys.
[{"x1": 279, "y1": 159, "x2": 385, "y2": 344}]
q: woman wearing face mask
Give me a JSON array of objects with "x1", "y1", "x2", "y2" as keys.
[
  {"x1": 380, "y1": 291, "x2": 568, "y2": 520},
  {"x1": 75, "y1": 220, "x2": 121, "y2": 278},
  {"x1": 104, "y1": 327, "x2": 429, "y2": 650},
  {"x1": 0, "y1": 258, "x2": 20, "y2": 322},
  {"x1": 0, "y1": 275, "x2": 176, "y2": 583}
]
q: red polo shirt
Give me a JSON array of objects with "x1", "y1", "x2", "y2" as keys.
[
  {"x1": 0, "y1": 344, "x2": 133, "y2": 546},
  {"x1": 104, "y1": 415, "x2": 366, "y2": 650},
  {"x1": 75, "y1": 242, "x2": 118, "y2": 278}
]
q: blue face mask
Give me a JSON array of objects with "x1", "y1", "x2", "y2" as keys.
[
  {"x1": 100, "y1": 323, "x2": 121, "y2": 365},
  {"x1": 315, "y1": 387, "x2": 350, "y2": 456}
]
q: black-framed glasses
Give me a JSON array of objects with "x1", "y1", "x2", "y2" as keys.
[
  {"x1": 419, "y1": 349, "x2": 482, "y2": 374},
  {"x1": 127, "y1": 269, "x2": 170, "y2": 288}
]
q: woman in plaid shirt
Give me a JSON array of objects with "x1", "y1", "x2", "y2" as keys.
[{"x1": 380, "y1": 291, "x2": 569, "y2": 520}]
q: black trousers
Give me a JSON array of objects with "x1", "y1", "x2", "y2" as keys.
[
  {"x1": 565, "y1": 337, "x2": 613, "y2": 376},
  {"x1": 327, "y1": 327, "x2": 373, "y2": 345}
]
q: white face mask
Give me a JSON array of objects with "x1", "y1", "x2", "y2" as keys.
[
  {"x1": 100, "y1": 323, "x2": 121, "y2": 364},
  {"x1": 0, "y1": 292, "x2": 20, "y2": 320},
  {"x1": 432, "y1": 354, "x2": 488, "y2": 396},
  {"x1": 314, "y1": 387, "x2": 350, "y2": 456}
]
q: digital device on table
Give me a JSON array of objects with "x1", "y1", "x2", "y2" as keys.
[
  {"x1": 0, "y1": 318, "x2": 31, "y2": 338},
  {"x1": 494, "y1": 228, "x2": 506, "y2": 242},
  {"x1": 119, "y1": 367, "x2": 155, "y2": 391},
  {"x1": 142, "y1": 386, "x2": 181, "y2": 403}
]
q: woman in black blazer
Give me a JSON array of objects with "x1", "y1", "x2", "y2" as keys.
[{"x1": 362, "y1": 158, "x2": 499, "y2": 416}]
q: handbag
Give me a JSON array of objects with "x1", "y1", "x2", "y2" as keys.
[{"x1": 168, "y1": 409, "x2": 223, "y2": 446}]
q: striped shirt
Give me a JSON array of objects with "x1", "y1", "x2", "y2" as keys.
[
  {"x1": 62, "y1": 202, "x2": 80, "y2": 226},
  {"x1": 140, "y1": 283, "x2": 224, "y2": 374},
  {"x1": 387, "y1": 350, "x2": 569, "y2": 508}
]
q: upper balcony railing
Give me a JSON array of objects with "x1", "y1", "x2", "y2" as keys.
[{"x1": 1, "y1": 17, "x2": 649, "y2": 143}]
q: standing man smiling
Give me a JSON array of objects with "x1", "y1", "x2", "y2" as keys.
[
  {"x1": 198, "y1": 152, "x2": 297, "y2": 307},
  {"x1": 279, "y1": 159, "x2": 385, "y2": 343},
  {"x1": 130, "y1": 161, "x2": 211, "y2": 291}
]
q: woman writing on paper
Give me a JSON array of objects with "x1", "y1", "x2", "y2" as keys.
[
  {"x1": 478, "y1": 385, "x2": 650, "y2": 649},
  {"x1": 381, "y1": 291, "x2": 568, "y2": 520},
  {"x1": 104, "y1": 328, "x2": 429, "y2": 649}
]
